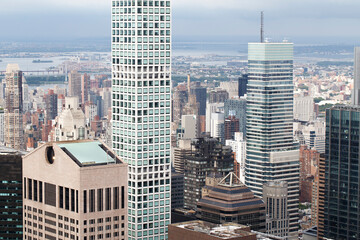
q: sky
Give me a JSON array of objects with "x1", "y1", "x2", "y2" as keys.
[{"x1": 1, "y1": 0, "x2": 360, "y2": 44}]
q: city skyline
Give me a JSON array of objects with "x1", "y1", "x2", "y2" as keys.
[{"x1": 1, "y1": 0, "x2": 360, "y2": 43}]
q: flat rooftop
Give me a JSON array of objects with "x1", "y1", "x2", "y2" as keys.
[
  {"x1": 172, "y1": 220, "x2": 254, "y2": 239},
  {"x1": 58, "y1": 141, "x2": 120, "y2": 167}
]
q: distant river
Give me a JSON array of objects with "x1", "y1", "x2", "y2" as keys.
[{"x1": 0, "y1": 56, "x2": 67, "y2": 72}]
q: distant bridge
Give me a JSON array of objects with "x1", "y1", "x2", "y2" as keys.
[{"x1": 0, "y1": 69, "x2": 63, "y2": 76}]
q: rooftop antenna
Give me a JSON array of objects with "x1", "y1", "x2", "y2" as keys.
[{"x1": 260, "y1": 11, "x2": 264, "y2": 43}]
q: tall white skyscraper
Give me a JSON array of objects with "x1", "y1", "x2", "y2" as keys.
[
  {"x1": 111, "y1": 1, "x2": 172, "y2": 240},
  {"x1": 245, "y1": 42, "x2": 299, "y2": 239},
  {"x1": 352, "y1": 47, "x2": 360, "y2": 105}
]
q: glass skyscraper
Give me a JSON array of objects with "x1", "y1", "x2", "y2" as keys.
[
  {"x1": 245, "y1": 42, "x2": 300, "y2": 238},
  {"x1": 111, "y1": 1, "x2": 172, "y2": 239},
  {"x1": 323, "y1": 106, "x2": 360, "y2": 240}
]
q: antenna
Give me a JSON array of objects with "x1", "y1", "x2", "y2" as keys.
[{"x1": 260, "y1": 11, "x2": 264, "y2": 43}]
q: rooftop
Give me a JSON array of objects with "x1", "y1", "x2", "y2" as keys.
[
  {"x1": 58, "y1": 141, "x2": 121, "y2": 167},
  {"x1": 0, "y1": 145, "x2": 27, "y2": 155},
  {"x1": 172, "y1": 220, "x2": 255, "y2": 239}
]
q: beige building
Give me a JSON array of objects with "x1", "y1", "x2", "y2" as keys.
[
  {"x1": 51, "y1": 97, "x2": 91, "y2": 142},
  {"x1": 68, "y1": 70, "x2": 82, "y2": 103},
  {"x1": 22, "y1": 140, "x2": 128, "y2": 240},
  {"x1": 4, "y1": 64, "x2": 24, "y2": 150}
]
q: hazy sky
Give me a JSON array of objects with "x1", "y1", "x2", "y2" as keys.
[{"x1": 1, "y1": 0, "x2": 360, "y2": 44}]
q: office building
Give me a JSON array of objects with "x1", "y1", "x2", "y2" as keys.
[
  {"x1": 322, "y1": 106, "x2": 360, "y2": 240},
  {"x1": 111, "y1": 1, "x2": 172, "y2": 239},
  {"x1": 238, "y1": 74, "x2": 248, "y2": 97},
  {"x1": 22, "y1": 140, "x2": 128, "y2": 240},
  {"x1": 224, "y1": 98, "x2": 247, "y2": 135},
  {"x1": 178, "y1": 115, "x2": 199, "y2": 140},
  {"x1": 190, "y1": 83, "x2": 207, "y2": 116},
  {"x1": 173, "y1": 139, "x2": 191, "y2": 174},
  {"x1": 0, "y1": 145, "x2": 26, "y2": 240},
  {"x1": 293, "y1": 120, "x2": 325, "y2": 154},
  {"x1": 299, "y1": 145, "x2": 320, "y2": 203},
  {"x1": 219, "y1": 81, "x2": 238, "y2": 99},
  {"x1": 44, "y1": 89, "x2": 58, "y2": 121},
  {"x1": 224, "y1": 116, "x2": 240, "y2": 140},
  {"x1": 171, "y1": 170, "x2": 184, "y2": 210},
  {"x1": 0, "y1": 109, "x2": 4, "y2": 145},
  {"x1": 4, "y1": 64, "x2": 24, "y2": 150},
  {"x1": 183, "y1": 137, "x2": 233, "y2": 210},
  {"x1": 209, "y1": 89, "x2": 229, "y2": 104},
  {"x1": 168, "y1": 221, "x2": 257, "y2": 240},
  {"x1": 293, "y1": 96, "x2": 314, "y2": 122},
  {"x1": 316, "y1": 154, "x2": 325, "y2": 237},
  {"x1": 81, "y1": 73, "x2": 90, "y2": 104},
  {"x1": 311, "y1": 154, "x2": 324, "y2": 228},
  {"x1": 226, "y1": 132, "x2": 246, "y2": 182},
  {"x1": 263, "y1": 181, "x2": 289, "y2": 238},
  {"x1": 351, "y1": 47, "x2": 360, "y2": 105},
  {"x1": 197, "y1": 172, "x2": 266, "y2": 232},
  {"x1": 68, "y1": 70, "x2": 82, "y2": 102},
  {"x1": 210, "y1": 112, "x2": 224, "y2": 141},
  {"x1": 245, "y1": 42, "x2": 300, "y2": 238},
  {"x1": 172, "y1": 84, "x2": 188, "y2": 125},
  {"x1": 206, "y1": 102, "x2": 224, "y2": 133}
]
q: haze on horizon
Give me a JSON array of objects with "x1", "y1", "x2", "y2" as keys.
[{"x1": 1, "y1": 0, "x2": 360, "y2": 44}]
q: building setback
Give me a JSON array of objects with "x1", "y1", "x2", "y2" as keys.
[
  {"x1": 183, "y1": 137, "x2": 234, "y2": 210},
  {"x1": 197, "y1": 172, "x2": 266, "y2": 232},
  {"x1": 0, "y1": 146, "x2": 26, "y2": 240},
  {"x1": 22, "y1": 140, "x2": 128, "y2": 240},
  {"x1": 322, "y1": 106, "x2": 360, "y2": 240}
]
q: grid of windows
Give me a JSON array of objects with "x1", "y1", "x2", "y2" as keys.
[{"x1": 112, "y1": 1, "x2": 171, "y2": 239}]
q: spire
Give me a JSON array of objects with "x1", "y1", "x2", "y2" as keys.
[{"x1": 260, "y1": 11, "x2": 264, "y2": 43}]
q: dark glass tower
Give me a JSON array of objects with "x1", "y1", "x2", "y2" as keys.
[
  {"x1": 0, "y1": 146, "x2": 25, "y2": 240},
  {"x1": 323, "y1": 106, "x2": 360, "y2": 240},
  {"x1": 238, "y1": 74, "x2": 248, "y2": 97}
]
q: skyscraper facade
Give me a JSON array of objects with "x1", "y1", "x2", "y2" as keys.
[
  {"x1": 4, "y1": 64, "x2": 24, "y2": 150},
  {"x1": 322, "y1": 106, "x2": 360, "y2": 240},
  {"x1": 245, "y1": 42, "x2": 299, "y2": 238},
  {"x1": 351, "y1": 47, "x2": 360, "y2": 105},
  {"x1": 111, "y1": 1, "x2": 172, "y2": 239},
  {"x1": 68, "y1": 70, "x2": 82, "y2": 103}
]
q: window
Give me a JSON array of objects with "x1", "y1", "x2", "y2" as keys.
[
  {"x1": 90, "y1": 190, "x2": 95, "y2": 212},
  {"x1": 28, "y1": 179, "x2": 32, "y2": 200},
  {"x1": 113, "y1": 187, "x2": 119, "y2": 209},
  {"x1": 105, "y1": 188, "x2": 111, "y2": 211},
  {"x1": 65, "y1": 188, "x2": 70, "y2": 210},
  {"x1": 83, "y1": 190, "x2": 87, "y2": 213},
  {"x1": 39, "y1": 181, "x2": 43, "y2": 203},
  {"x1": 71, "y1": 189, "x2": 75, "y2": 212},
  {"x1": 121, "y1": 186, "x2": 125, "y2": 209},
  {"x1": 59, "y1": 187, "x2": 64, "y2": 208},
  {"x1": 45, "y1": 183, "x2": 56, "y2": 207},
  {"x1": 97, "y1": 189, "x2": 103, "y2": 212}
]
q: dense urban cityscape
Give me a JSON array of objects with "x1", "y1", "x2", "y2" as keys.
[{"x1": 0, "y1": 1, "x2": 360, "y2": 240}]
